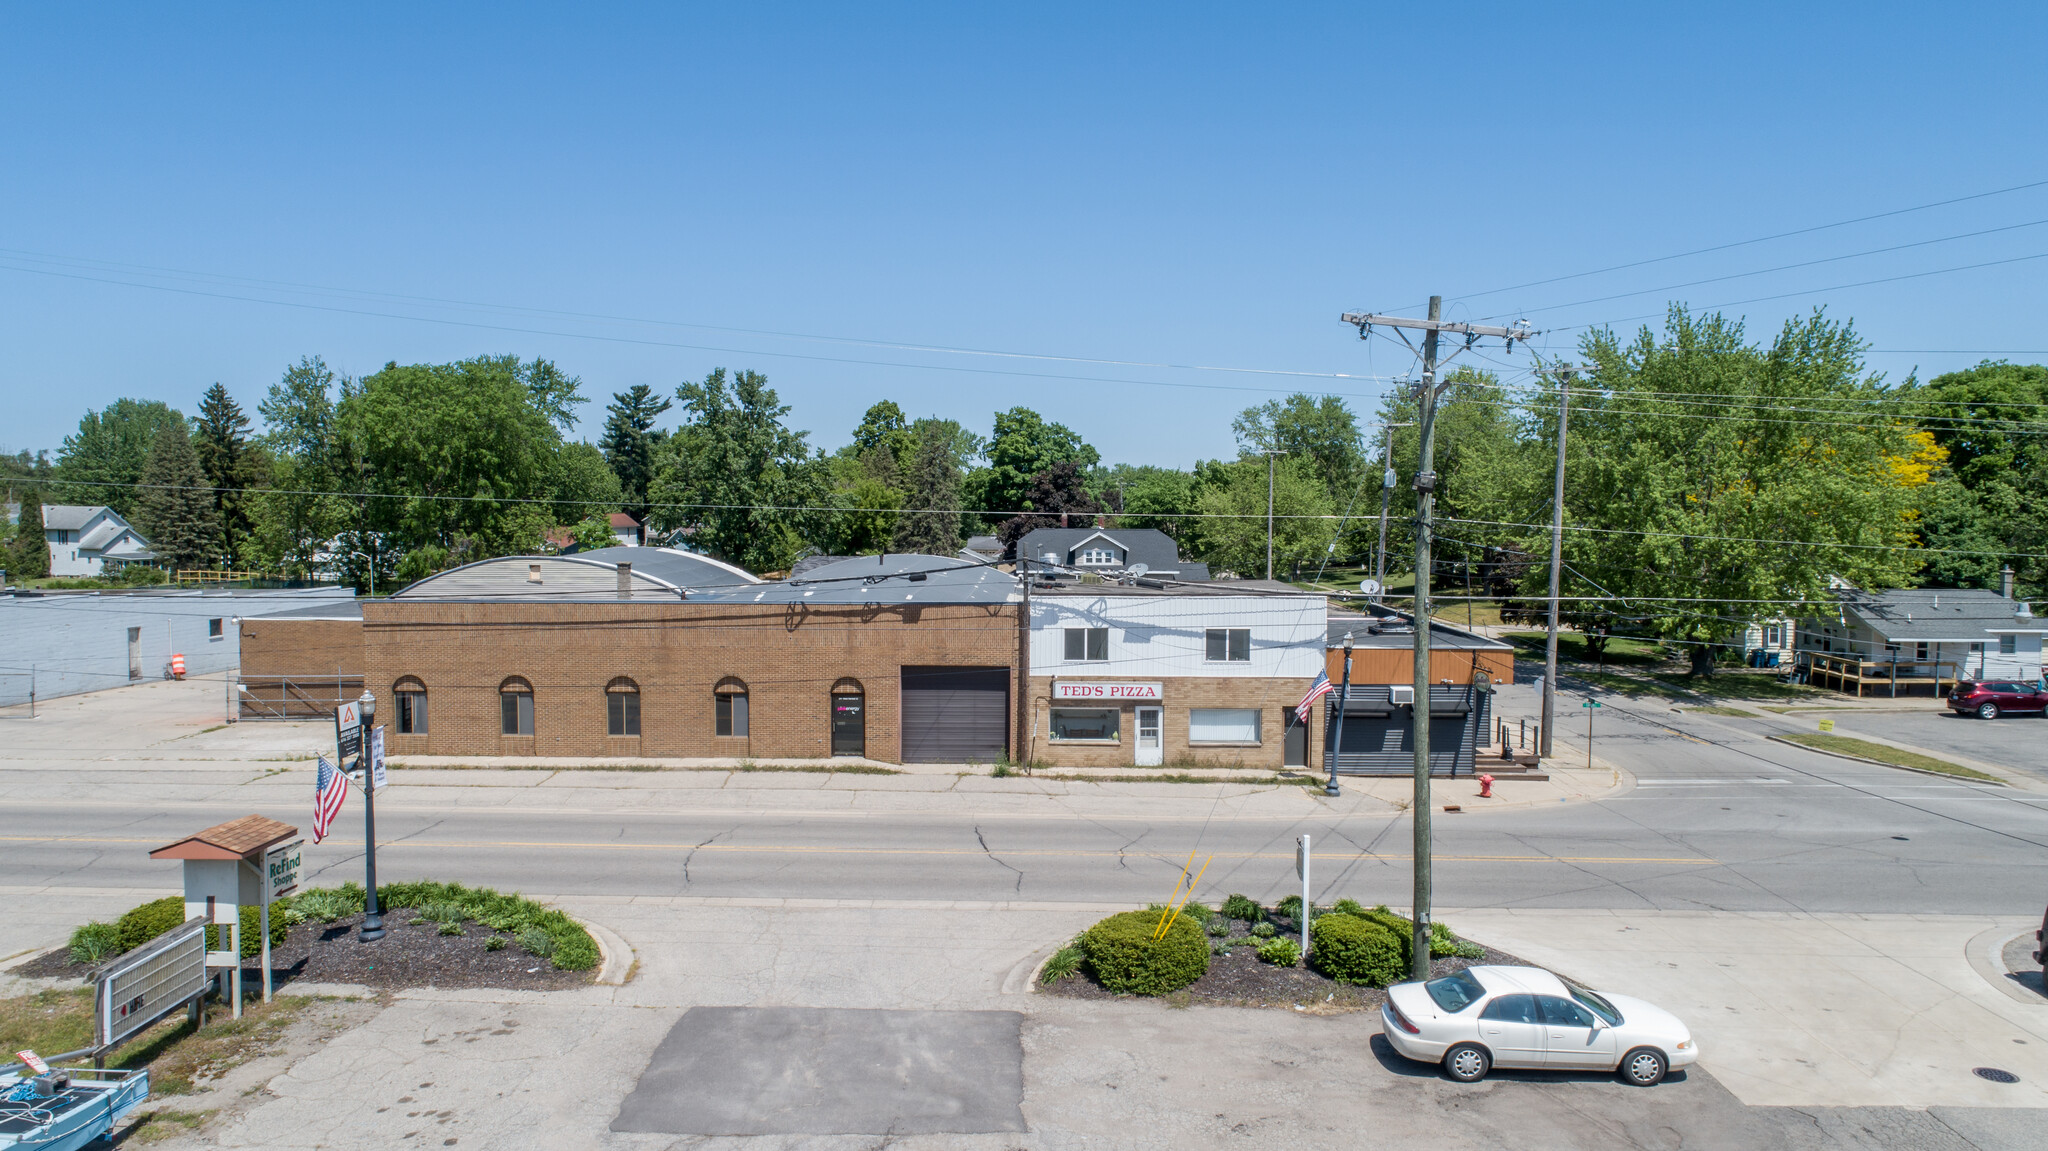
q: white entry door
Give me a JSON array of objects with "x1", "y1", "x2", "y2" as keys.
[{"x1": 1134, "y1": 706, "x2": 1163, "y2": 766}]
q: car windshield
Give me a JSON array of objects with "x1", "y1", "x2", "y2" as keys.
[
  {"x1": 1565, "y1": 980, "x2": 1623, "y2": 1026},
  {"x1": 1424, "y1": 969, "x2": 1486, "y2": 1013}
]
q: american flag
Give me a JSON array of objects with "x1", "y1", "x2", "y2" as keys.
[
  {"x1": 313, "y1": 755, "x2": 348, "y2": 843},
  {"x1": 1296, "y1": 670, "x2": 1334, "y2": 722}
]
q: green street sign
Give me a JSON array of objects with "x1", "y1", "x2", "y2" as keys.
[{"x1": 1582, "y1": 699, "x2": 1604, "y2": 709}]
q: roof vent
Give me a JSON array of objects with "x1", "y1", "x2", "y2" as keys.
[{"x1": 527, "y1": 563, "x2": 543, "y2": 584}]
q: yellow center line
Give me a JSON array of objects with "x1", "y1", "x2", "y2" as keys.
[{"x1": 0, "y1": 835, "x2": 1719, "y2": 865}]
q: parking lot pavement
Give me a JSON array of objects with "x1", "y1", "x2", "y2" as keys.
[{"x1": 1807, "y1": 708, "x2": 2048, "y2": 780}]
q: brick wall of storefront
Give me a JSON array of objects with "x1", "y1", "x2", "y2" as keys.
[
  {"x1": 362, "y1": 599, "x2": 1021, "y2": 761},
  {"x1": 240, "y1": 617, "x2": 364, "y2": 679},
  {"x1": 1024, "y1": 675, "x2": 1316, "y2": 770}
]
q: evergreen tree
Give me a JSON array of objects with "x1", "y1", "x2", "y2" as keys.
[
  {"x1": 133, "y1": 422, "x2": 221, "y2": 572},
  {"x1": 599, "y1": 384, "x2": 672, "y2": 521},
  {"x1": 11, "y1": 494, "x2": 49, "y2": 579},
  {"x1": 194, "y1": 383, "x2": 264, "y2": 568},
  {"x1": 893, "y1": 422, "x2": 963, "y2": 556}
]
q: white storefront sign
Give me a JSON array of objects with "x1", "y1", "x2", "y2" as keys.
[{"x1": 1053, "y1": 681, "x2": 1164, "y2": 701}]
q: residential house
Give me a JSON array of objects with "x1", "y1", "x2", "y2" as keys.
[
  {"x1": 1015, "y1": 526, "x2": 1210, "y2": 582},
  {"x1": 1797, "y1": 582, "x2": 2047, "y2": 696},
  {"x1": 40, "y1": 505, "x2": 155, "y2": 577},
  {"x1": 1738, "y1": 617, "x2": 1796, "y2": 667},
  {"x1": 609, "y1": 513, "x2": 644, "y2": 547}
]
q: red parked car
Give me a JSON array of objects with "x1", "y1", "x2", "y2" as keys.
[{"x1": 1948, "y1": 680, "x2": 2048, "y2": 719}]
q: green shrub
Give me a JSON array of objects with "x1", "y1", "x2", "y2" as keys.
[
  {"x1": 1310, "y1": 913, "x2": 1405, "y2": 987},
  {"x1": 516, "y1": 927, "x2": 556, "y2": 958},
  {"x1": 69, "y1": 922, "x2": 121, "y2": 965},
  {"x1": 417, "y1": 900, "x2": 467, "y2": 925},
  {"x1": 1177, "y1": 902, "x2": 1216, "y2": 925},
  {"x1": 1274, "y1": 894, "x2": 1303, "y2": 923},
  {"x1": 484, "y1": 936, "x2": 507, "y2": 951},
  {"x1": 1220, "y1": 894, "x2": 1262, "y2": 923},
  {"x1": 1255, "y1": 937, "x2": 1302, "y2": 967},
  {"x1": 1205, "y1": 919, "x2": 1229, "y2": 937},
  {"x1": 437, "y1": 922, "x2": 464, "y2": 937},
  {"x1": 1078, "y1": 910, "x2": 1210, "y2": 995},
  {"x1": 1040, "y1": 944, "x2": 1083, "y2": 984},
  {"x1": 1329, "y1": 898, "x2": 1368, "y2": 917},
  {"x1": 115, "y1": 897, "x2": 186, "y2": 954},
  {"x1": 286, "y1": 888, "x2": 361, "y2": 923},
  {"x1": 1250, "y1": 921, "x2": 1276, "y2": 938}
]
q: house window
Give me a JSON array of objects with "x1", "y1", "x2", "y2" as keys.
[
  {"x1": 208, "y1": 618, "x2": 224, "y2": 639},
  {"x1": 715, "y1": 678, "x2": 749, "y2": 737},
  {"x1": 1190, "y1": 708, "x2": 1261, "y2": 744},
  {"x1": 607, "y1": 678, "x2": 641, "y2": 737},
  {"x1": 1065, "y1": 627, "x2": 1109, "y2": 661},
  {"x1": 1763, "y1": 624, "x2": 1782, "y2": 648},
  {"x1": 1077, "y1": 547, "x2": 1119, "y2": 566},
  {"x1": 2001, "y1": 635, "x2": 2018, "y2": 655},
  {"x1": 393, "y1": 678, "x2": 428, "y2": 734},
  {"x1": 499, "y1": 678, "x2": 534, "y2": 736},
  {"x1": 1205, "y1": 628, "x2": 1251, "y2": 662},
  {"x1": 1050, "y1": 708, "x2": 1119, "y2": 742}
]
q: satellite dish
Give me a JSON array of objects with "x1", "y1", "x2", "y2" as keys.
[
  {"x1": 1129, "y1": 563, "x2": 1150, "y2": 578},
  {"x1": 1359, "y1": 579, "x2": 1382, "y2": 597}
]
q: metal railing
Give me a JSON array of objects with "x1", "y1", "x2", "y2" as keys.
[{"x1": 1801, "y1": 653, "x2": 1963, "y2": 698}]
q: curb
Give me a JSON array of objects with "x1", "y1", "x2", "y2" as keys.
[
  {"x1": 568, "y1": 914, "x2": 635, "y2": 986},
  {"x1": 1964, "y1": 921, "x2": 2045, "y2": 1006},
  {"x1": 1763, "y1": 735, "x2": 2007, "y2": 785}
]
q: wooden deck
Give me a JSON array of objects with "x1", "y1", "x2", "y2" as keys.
[{"x1": 1802, "y1": 654, "x2": 1961, "y2": 698}]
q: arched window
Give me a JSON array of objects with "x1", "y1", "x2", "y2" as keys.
[
  {"x1": 499, "y1": 677, "x2": 533, "y2": 736},
  {"x1": 394, "y1": 677, "x2": 428, "y2": 735},
  {"x1": 715, "y1": 677, "x2": 749, "y2": 737},
  {"x1": 607, "y1": 677, "x2": 641, "y2": 737}
]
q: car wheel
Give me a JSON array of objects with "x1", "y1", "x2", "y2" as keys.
[
  {"x1": 1978, "y1": 702, "x2": 2000, "y2": 720},
  {"x1": 1443, "y1": 1043, "x2": 1491, "y2": 1083},
  {"x1": 1621, "y1": 1047, "x2": 1668, "y2": 1087}
]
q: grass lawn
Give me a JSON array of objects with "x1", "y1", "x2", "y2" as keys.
[
  {"x1": 0, "y1": 985, "x2": 315, "y2": 1096},
  {"x1": 1774, "y1": 732, "x2": 2003, "y2": 783},
  {"x1": 1678, "y1": 705, "x2": 1758, "y2": 717}
]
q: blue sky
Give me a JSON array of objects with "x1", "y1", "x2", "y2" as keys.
[{"x1": 4, "y1": 4, "x2": 2046, "y2": 465}]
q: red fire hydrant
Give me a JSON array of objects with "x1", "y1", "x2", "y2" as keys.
[{"x1": 1478, "y1": 773, "x2": 1494, "y2": 799}]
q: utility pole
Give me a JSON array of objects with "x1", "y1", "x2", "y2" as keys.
[
  {"x1": 1540, "y1": 366, "x2": 1578, "y2": 759},
  {"x1": 1343, "y1": 299, "x2": 1534, "y2": 979}
]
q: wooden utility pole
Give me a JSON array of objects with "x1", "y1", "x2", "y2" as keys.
[
  {"x1": 1342, "y1": 300, "x2": 1534, "y2": 979},
  {"x1": 1542, "y1": 373, "x2": 1570, "y2": 759}
]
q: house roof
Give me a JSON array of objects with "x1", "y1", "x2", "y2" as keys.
[
  {"x1": 150, "y1": 814, "x2": 299, "y2": 861},
  {"x1": 1015, "y1": 527, "x2": 1209, "y2": 581},
  {"x1": 1836, "y1": 587, "x2": 2047, "y2": 640},
  {"x1": 1033, "y1": 577, "x2": 1310, "y2": 599},
  {"x1": 961, "y1": 535, "x2": 1002, "y2": 555},
  {"x1": 41, "y1": 505, "x2": 114, "y2": 532},
  {"x1": 608, "y1": 513, "x2": 641, "y2": 530}
]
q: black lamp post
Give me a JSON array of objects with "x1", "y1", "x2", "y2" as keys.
[
  {"x1": 355, "y1": 689, "x2": 385, "y2": 942},
  {"x1": 1326, "y1": 632, "x2": 1353, "y2": 797}
]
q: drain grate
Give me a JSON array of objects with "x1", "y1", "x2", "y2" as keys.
[{"x1": 1973, "y1": 1067, "x2": 2020, "y2": 1084}]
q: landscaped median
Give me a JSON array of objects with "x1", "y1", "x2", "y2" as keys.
[
  {"x1": 1039, "y1": 894, "x2": 1527, "y2": 1012},
  {"x1": 1768, "y1": 732, "x2": 2005, "y2": 783}
]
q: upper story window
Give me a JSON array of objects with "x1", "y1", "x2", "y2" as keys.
[
  {"x1": 1065, "y1": 627, "x2": 1108, "y2": 661},
  {"x1": 394, "y1": 677, "x2": 428, "y2": 735},
  {"x1": 1076, "y1": 547, "x2": 1120, "y2": 566},
  {"x1": 1205, "y1": 628, "x2": 1251, "y2": 662}
]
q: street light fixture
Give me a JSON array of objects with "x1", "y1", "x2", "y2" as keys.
[{"x1": 355, "y1": 689, "x2": 385, "y2": 942}]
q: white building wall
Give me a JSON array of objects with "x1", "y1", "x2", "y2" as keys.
[{"x1": 1029, "y1": 594, "x2": 1326, "y2": 679}]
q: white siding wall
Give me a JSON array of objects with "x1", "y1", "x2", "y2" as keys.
[{"x1": 1030, "y1": 594, "x2": 1325, "y2": 678}]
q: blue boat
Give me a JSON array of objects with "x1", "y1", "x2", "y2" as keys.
[{"x1": 0, "y1": 1066, "x2": 150, "y2": 1151}]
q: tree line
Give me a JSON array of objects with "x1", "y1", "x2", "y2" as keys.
[{"x1": 5, "y1": 306, "x2": 2044, "y2": 645}]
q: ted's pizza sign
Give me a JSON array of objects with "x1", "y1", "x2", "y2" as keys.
[{"x1": 1053, "y1": 681, "x2": 1164, "y2": 701}]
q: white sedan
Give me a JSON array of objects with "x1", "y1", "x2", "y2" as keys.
[{"x1": 1380, "y1": 965, "x2": 1697, "y2": 1086}]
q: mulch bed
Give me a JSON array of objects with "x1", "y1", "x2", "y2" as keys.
[
  {"x1": 1039, "y1": 915, "x2": 1533, "y2": 1013},
  {"x1": 8, "y1": 912, "x2": 591, "y2": 994}
]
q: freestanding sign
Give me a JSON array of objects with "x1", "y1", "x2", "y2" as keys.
[
  {"x1": 97, "y1": 917, "x2": 209, "y2": 1052},
  {"x1": 367, "y1": 725, "x2": 387, "y2": 791},
  {"x1": 335, "y1": 699, "x2": 363, "y2": 761},
  {"x1": 257, "y1": 837, "x2": 304, "y2": 1004},
  {"x1": 1295, "y1": 834, "x2": 1311, "y2": 957}
]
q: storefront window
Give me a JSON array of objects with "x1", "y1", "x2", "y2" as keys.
[
  {"x1": 1190, "y1": 708, "x2": 1260, "y2": 743},
  {"x1": 1051, "y1": 708, "x2": 1120, "y2": 741}
]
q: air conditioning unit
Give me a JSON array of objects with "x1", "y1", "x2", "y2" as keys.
[{"x1": 1388, "y1": 685, "x2": 1415, "y2": 706}]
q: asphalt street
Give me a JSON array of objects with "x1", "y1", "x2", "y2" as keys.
[{"x1": 5, "y1": 699, "x2": 2046, "y2": 918}]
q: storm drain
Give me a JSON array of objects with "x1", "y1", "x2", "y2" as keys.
[{"x1": 1972, "y1": 1067, "x2": 2020, "y2": 1084}]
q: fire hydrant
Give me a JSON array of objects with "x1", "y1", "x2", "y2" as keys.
[{"x1": 1478, "y1": 773, "x2": 1494, "y2": 799}]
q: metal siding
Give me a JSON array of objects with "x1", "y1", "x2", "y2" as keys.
[
  {"x1": 900, "y1": 666, "x2": 1009, "y2": 763},
  {"x1": 1322, "y1": 685, "x2": 1490, "y2": 776},
  {"x1": 1029, "y1": 596, "x2": 1324, "y2": 678}
]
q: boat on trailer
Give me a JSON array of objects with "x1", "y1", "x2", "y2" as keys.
[{"x1": 0, "y1": 1065, "x2": 149, "y2": 1151}]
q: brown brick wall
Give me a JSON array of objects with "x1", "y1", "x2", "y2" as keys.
[
  {"x1": 239, "y1": 618, "x2": 365, "y2": 679},
  {"x1": 362, "y1": 599, "x2": 1022, "y2": 762},
  {"x1": 1025, "y1": 675, "x2": 1316, "y2": 770}
]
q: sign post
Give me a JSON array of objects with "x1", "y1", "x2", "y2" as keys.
[
  {"x1": 1582, "y1": 698, "x2": 1604, "y2": 769},
  {"x1": 1295, "y1": 835, "x2": 1311, "y2": 957}
]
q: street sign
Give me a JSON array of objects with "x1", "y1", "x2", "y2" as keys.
[
  {"x1": 1818, "y1": 719, "x2": 1835, "y2": 733},
  {"x1": 335, "y1": 700, "x2": 362, "y2": 761},
  {"x1": 264, "y1": 838, "x2": 303, "y2": 901},
  {"x1": 368, "y1": 725, "x2": 387, "y2": 791},
  {"x1": 1582, "y1": 699, "x2": 1604, "y2": 709}
]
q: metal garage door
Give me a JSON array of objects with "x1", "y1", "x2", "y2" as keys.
[{"x1": 900, "y1": 666, "x2": 1010, "y2": 763}]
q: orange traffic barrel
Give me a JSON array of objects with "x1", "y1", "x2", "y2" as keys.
[{"x1": 171, "y1": 653, "x2": 186, "y2": 679}]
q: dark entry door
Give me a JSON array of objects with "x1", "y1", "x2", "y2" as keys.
[
  {"x1": 831, "y1": 693, "x2": 865, "y2": 757},
  {"x1": 900, "y1": 666, "x2": 1009, "y2": 763}
]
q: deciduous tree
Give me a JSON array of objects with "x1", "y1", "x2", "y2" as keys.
[
  {"x1": 647, "y1": 368, "x2": 829, "y2": 571},
  {"x1": 54, "y1": 399, "x2": 186, "y2": 516}
]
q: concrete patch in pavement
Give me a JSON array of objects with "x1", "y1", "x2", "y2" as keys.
[{"x1": 611, "y1": 1006, "x2": 1026, "y2": 1136}]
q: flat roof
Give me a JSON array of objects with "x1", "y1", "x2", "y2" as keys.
[{"x1": 1326, "y1": 606, "x2": 1513, "y2": 651}]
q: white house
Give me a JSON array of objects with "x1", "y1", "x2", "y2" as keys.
[
  {"x1": 1026, "y1": 579, "x2": 1324, "y2": 769},
  {"x1": 42, "y1": 505, "x2": 155, "y2": 577},
  {"x1": 1798, "y1": 584, "x2": 2046, "y2": 695}
]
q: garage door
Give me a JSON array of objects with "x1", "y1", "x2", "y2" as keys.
[{"x1": 900, "y1": 666, "x2": 1010, "y2": 763}]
